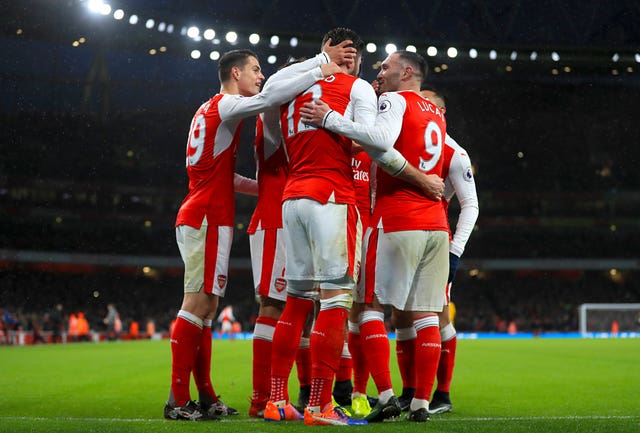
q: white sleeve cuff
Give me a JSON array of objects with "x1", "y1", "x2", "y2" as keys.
[{"x1": 373, "y1": 147, "x2": 407, "y2": 176}]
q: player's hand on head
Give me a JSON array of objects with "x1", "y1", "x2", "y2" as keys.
[
  {"x1": 323, "y1": 38, "x2": 357, "y2": 65},
  {"x1": 321, "y1": 62, "x2": 342, "y2": 77},
  {"x1": 300, "y1": 99, "x2": 330, "y2": 127}
]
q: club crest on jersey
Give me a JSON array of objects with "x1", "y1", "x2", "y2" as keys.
[
  {"x1": 378, "y1": 99, "x2": 391, "y2": 113},
  {"x1": 275, "y1": 277, "x2": 287, "y2": 292},
  {"x1": 464, "y1": 166, "x2": 474, "y2": 182},
  {"x1": 217, "y1": 274, "x2": 227, "y2": 289}
]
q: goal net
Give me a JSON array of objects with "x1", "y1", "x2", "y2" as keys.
[{"x1": 578, "y1": 303, "x2": 640, "y2": 334}]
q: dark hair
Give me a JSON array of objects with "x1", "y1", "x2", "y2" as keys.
[
  {"x1": 321, "y1": 27, "x2": 365, "y2": 54},
  {"x1": 396, "y1": 50, "x2": 428, "y2": 85},
  {"x1": 218, "y1": 49, "x2": 259, "y2": 82},
  {"x1": 420, "y1": 84, "x2": 446, "y2": 108}
]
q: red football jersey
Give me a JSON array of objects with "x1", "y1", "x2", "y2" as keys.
[
  {"x1": 176, "y1": 94, "x2": 243, "y2": 228},
  {"x1": 247, "y1": 112, "x2": 289, "y2": 233},
  {"x1": 280, "y1": 73, "x2": 359, "y2": 205},
  {"x1": 373, "y1": 91, "x2": 449, "y2": 232}
]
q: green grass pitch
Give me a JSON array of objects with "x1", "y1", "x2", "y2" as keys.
[{"x1": 1, "y1": 338, "x2": 639, "y2": 433}]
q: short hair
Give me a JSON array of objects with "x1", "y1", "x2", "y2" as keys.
[
  {"x1": 396, "y1": 50, "x2": 428, "y2": 86},
  {"x1": 218, "y1": 49, "x2": 258, "y2": 82},
  {"x1": 321, "y1": 27, "x2": 365, "y2": 54},
  {"x1": 420, "y1": 84, "x2": 446, "y2": 109}
]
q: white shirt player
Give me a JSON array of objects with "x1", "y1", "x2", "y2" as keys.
[{"x1": 442, "y1": 134, "x2": 479, "y2": 258}]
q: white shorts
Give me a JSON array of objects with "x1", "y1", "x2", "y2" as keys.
[
  {"x1": 282, "y1": 198, "x2": 361, "y2": 292},
  {"x1": 249, "y1": 227, "x2": 288, "y2": 302},
  {"x1": 363, "y1": 229, "x2": 449, "y2": 312},
  {"x1": 176, "y1": 221, "x2": 233, "y2": 297}
]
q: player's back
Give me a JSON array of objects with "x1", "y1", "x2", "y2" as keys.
[
  {"x1": 281, "y1": 73, "x2": 359, "y2": 205},
  {"x1": 374, "y1": 91, "x2": 448, "y2": 232},
  {"x1": 248, "y1": 113, "x2": 289, "y2": 232},
  {"x1": 177, "y1": 94, "x2": 243, "y2": 228}
]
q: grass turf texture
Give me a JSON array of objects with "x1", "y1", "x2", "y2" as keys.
[{"x1": 1, "y1": 338, "x2": 639, "y2": 433}]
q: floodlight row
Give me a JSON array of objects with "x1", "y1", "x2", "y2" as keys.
[{"x1": 82, "y1": 0, "x2": 640, "y2": 66}]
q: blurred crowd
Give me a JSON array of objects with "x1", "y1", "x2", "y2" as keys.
[{"x1": 1, "y1": 267, "x2": 638, "y2": 345}]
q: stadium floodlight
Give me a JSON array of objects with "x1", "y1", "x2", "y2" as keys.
[
  {"x1": 187, "y1": 26, "x2": 199, "y2": 39},
  {"x1": 129, "y1": 14, "x2": 138, "y2": 25},
  {"x1": 366, "y1": 43, "x2": 377, "y2": 53},
  {"x1": 551, "y1": 51, "x2": 560, "y2": 61},
  {"x1": 87, "y1": 0, "x2": 110, "y2": 15},
  {"x1": 225, "y1": 31, "x2": 238, "y2": 43},
  {"x1": 166, "y1": 24, "x2": 174, "y2": 33},
  {"x1": 469, "y1": 48, "x2": 478, "y2": 59},
  {"x1": 157, "y1": 22, "x2": 166, "y2": 32},
  {"x1": 145, "y1": 19, "x2": 155, "y2": 29},
  {"x1": 612, "y1": 53, "x2": 619, "y2": 62},
  {"x1": 113, "y1": 9, "x2": 124, "y2": 20},
  {"x1": 87, "y1": 0, "x2": 104, "y2": 13},
  {"x1": 290, "y1": 37, "x2": 299, "y2": 47},
  {"x1": 267, "y1": 55, "x2": 277, "y2": 64},
  {"x1": 190, "y1": 50, "x2": 201, "y2": 59},
  {"x1": 510, "y1": 50, "x2": 517, "y2": 61},
  {"x1": 406, "y1": 45, "x2": 417, "y2": 53},
  {"x1": 447, "y1": 47, "x2": 458, "y2": 58},
  {"x1": 203, "y1": 29, "x2": 215, "y2": 40},
  {"x1": 249, "y1": 33, "x2": 260, "y2": 44},
  {"x1": 270, "y1": 35, "x2": 280, "y2": 46},
  {"x1": 530, "y1": 51, "x2": 538, "y2": 60},
  {"x1": 385, "y1": 43, "x2": 397, "y2": 54},
  {"x1": 489, "y1": 50, "x2": 497, "y2": 60},
  {"x1": 210, "y1": 51, "x2": 220, "y2": 61},
  {"x1": 426, "y1": 46, "x2": 437, "y2": 57}
]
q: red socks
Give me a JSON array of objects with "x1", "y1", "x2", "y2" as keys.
[
  {"x1": 359, "y1": 312, "x2": 392, "y2": 395},
  {"x1": 252, "y1": 316, "x2": 278, "y2": 406},
  {"x1": 336, "y1": 342, "x2": 353, "y2": 382},
  {"x1": 270, "y1": 296, "x2": 314, "y2": 403},
  {"x1": 348, "y1": 322, "x2": 369, "y2": 394},
  {"x1": 308, "y1": 307, "x2": 348, "y2": 409},
  {"x1": 194, "y1": 320, "x2": 217, "y2": 404},
  {"x1": 436, "y1": 324, "x2": 457, "y2": 393},
  {"x1": 395, "y1": 327, "x2": 417, "y2": 390},
  {"x1": 413, "y1": 315, "x2": 441, "y2": 401},
  {"x1": 170, "y1": 311, "x2": 203, "y2": 406}
]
